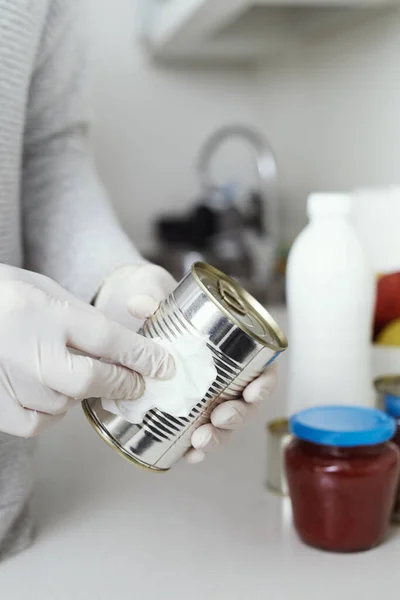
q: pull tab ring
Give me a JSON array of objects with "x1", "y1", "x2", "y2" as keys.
[{"x1": 218, "y1": 279, "x2": 247, "y2": 315}]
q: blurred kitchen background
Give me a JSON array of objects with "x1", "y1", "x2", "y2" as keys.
[{"x1": 86, "y1": 0, "x2": 400, "y2": 302}]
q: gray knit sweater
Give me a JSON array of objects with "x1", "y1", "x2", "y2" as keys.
[{"x1": 0, "y1": 0, "x2": 139, "y2": 559}]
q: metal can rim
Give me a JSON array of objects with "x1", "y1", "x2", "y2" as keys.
[
  {"x1": 266, "y1": 417, "x2": 290, "y2": 436},
  {"x1": 82, "y1": 400, "x2": 168, "y2": 473},
  {"x1": 191, "y1": 262, "x2": 288, "y2": 352},
  {"x1": 374, "y1": 375, "x2": 400, "y2": 397}
]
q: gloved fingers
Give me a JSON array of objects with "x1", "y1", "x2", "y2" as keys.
[
  {"x1": 242, "y1": 363, "x2": 278, "y2": 404},
  {"x1": 11, "y1": 280, "x2": 172, "y2": 381},
  {"x1": 20, "y1": 411, "x2": 66, "y2": 438},
  {"x1": 0, "y1": 354, "x2": 79, "y2": 416},
  {"x1": 20, "y1": 392, "x2": 79, "y2": 415},
  {"x1": 0, "y1": 399, "x2": 65, "y2": 438},
  {"x1": 127, "y1": 265, "x2": 177, "y2": 319},
  {"x1": 190, "y1": 423, "x2": 232, "y2": 452},
  {"x1": 185, "y1": 448, "x2": 206, "y2": 464},
  {"x1": 64, "y1": 304, "x2": 175, "y2": 379},
  {"x1": 41, "y1": 350, "x2": 145, "y2": 401},
  {"x1": 5, "y1": 266, "x2": 97, "y2": 315},
  {"x1": 210, "y1": 399, "x2": 259, "y2": 430},
  {"x1": 127, "y1": 295, "x2": 160, "y2": 320}
]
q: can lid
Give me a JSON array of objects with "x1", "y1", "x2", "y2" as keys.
[
  {"x1": 374, "y1": 375, "x2": 400, "y2": 398},
  {"x1": 267, "y1": 418, "x2": 290, "y2": 437},
  {"x1": 191, "y1": 262, "x2": 288, "y2": 351},
  {"x1": 290, "y1": 405, "x2": 396, "y2": 447}
]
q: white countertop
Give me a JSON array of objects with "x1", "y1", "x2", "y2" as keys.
[{"x1": 1, "y1": 307, "x2": 399, "y2": 599}]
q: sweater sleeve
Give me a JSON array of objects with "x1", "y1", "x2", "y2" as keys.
[{"x1": 22, "y1": 0, "x2": 141, "y2": 301}]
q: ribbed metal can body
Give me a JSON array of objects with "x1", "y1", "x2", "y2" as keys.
[{"x1": 83, "y1": 263, "x2": 288, "y2": 471}]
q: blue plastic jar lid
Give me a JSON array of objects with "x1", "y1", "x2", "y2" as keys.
[
  {"x1": 290, "y1": 405, "x2": 396, "y2": 447},
  {"x1": 385, "y1": 394, "x2": 400, "y2": 419}
]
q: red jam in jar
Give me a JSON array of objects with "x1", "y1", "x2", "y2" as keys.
[
  {"x1": 384, "y1": 391, "x2": 400, "y2": 522},
  {"x1": 285, "y1": 406, "x2": 400, "y2": 552}
]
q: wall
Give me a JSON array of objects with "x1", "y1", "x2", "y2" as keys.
[
  {"x1": 86, "y1": 0, "x2": 258, "y2": 253},
  {"x1": 254, "y1": 8, "x2": 400, "y2": 246},
  {"x1": 87, "y1": 2, "x2": 400, "y2": 253}
]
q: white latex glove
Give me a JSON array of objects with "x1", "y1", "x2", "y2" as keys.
[
  {"x1": 0, "y1": 265, "x2": 174, "y2": 438},
  {"x1": 96, "y1": 263, "x2": 278, "y2": 463}
]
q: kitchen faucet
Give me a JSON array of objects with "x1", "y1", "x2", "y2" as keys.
[
  {"x1": 151, "y1": 125, "x2": 281, "y2": 302},
  {"x1": 197, "y1": 124, "x2": 279, "y2": 264}
]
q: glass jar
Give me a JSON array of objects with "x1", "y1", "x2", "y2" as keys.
[
  {"x1": 384, "y1": 390, "x2": 400, "y2": 522},
  {"x1": 285, "y1": 406, "x2": 400, "y2": 553}
]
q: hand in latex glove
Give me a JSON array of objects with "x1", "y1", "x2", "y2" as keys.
[
  {"x1": 96, "y1": 263, "x2": 278, "y2": 463},
  {"x1": 0, "y1": 265, "x2": 174, "y2": 437}
]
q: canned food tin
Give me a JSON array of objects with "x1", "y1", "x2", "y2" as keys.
[
  {"x1": 83, "y1": 263, "x2": 288, "y2": 471},
  {"x1": 374, "y1": 375, "x2": 400, "y2": 524},
  {"x1": 266, "y1": 418, "x2": 292, "y2": 495},
  {"x1": 374, "y1": 376, "x2": 400, "y2": 412}
]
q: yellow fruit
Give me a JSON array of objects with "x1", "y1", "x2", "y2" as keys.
[{"x1": 377, "y1": 318, "x2": 400, "y2": 346}]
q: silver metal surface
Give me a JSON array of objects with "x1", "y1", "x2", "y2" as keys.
[
  {"x1": 373, "y1": 376, "x2": 400, "y2": 524},
  {"x1": 84, "y1": 263, "x2": 287, "y2": 471},
  {"x1": 374, "y1": 375, "x2": 400, "y2": 411},
  {"x1": 266, "y1": 419, "x2": 292, "y2": 496}
]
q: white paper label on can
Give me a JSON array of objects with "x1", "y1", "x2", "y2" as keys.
[{"x1": 102, "y1": 335, "x2": 217, "y2": 424}]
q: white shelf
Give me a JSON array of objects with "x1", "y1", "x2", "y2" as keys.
[{"x1": 139, "y1": 0, "x2": 391, "y2": 64}]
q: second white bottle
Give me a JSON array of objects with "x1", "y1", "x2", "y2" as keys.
[{"x1": 286, "y1": 193, "x2": 375, "y2": 414}]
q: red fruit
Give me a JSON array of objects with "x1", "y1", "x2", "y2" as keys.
[{"x1": 374, "y1": 272, "x2": 400, "y2": 338}]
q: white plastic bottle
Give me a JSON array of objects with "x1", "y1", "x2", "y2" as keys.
[{"x1": 286, "y1": 193, "x2": 375, "y2": 414}]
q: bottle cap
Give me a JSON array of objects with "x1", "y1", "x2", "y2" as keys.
[
  {"x1": 290, "y1": 405, "x2": 395, "y2": 447},
  {"x1": 307, "y1": 193, "x2": 352, "y2": 218}
]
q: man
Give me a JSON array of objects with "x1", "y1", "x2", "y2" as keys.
[{"x1": 0, "y1": 0, "x2": 277, "y2": 559}]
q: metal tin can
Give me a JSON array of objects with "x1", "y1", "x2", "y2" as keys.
[
  {"x1": 266, "y1": 418, "x2": 292, "y2": 496},
  {"x1": 83, "y1": 263, "x2": 288, "y2": 471},
  {"x1": 374, "y1": 375, "x2": 400, "y2": 524},
  {"x1": 374, "y1": 375, "x2": 400, "y2": 411}
]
